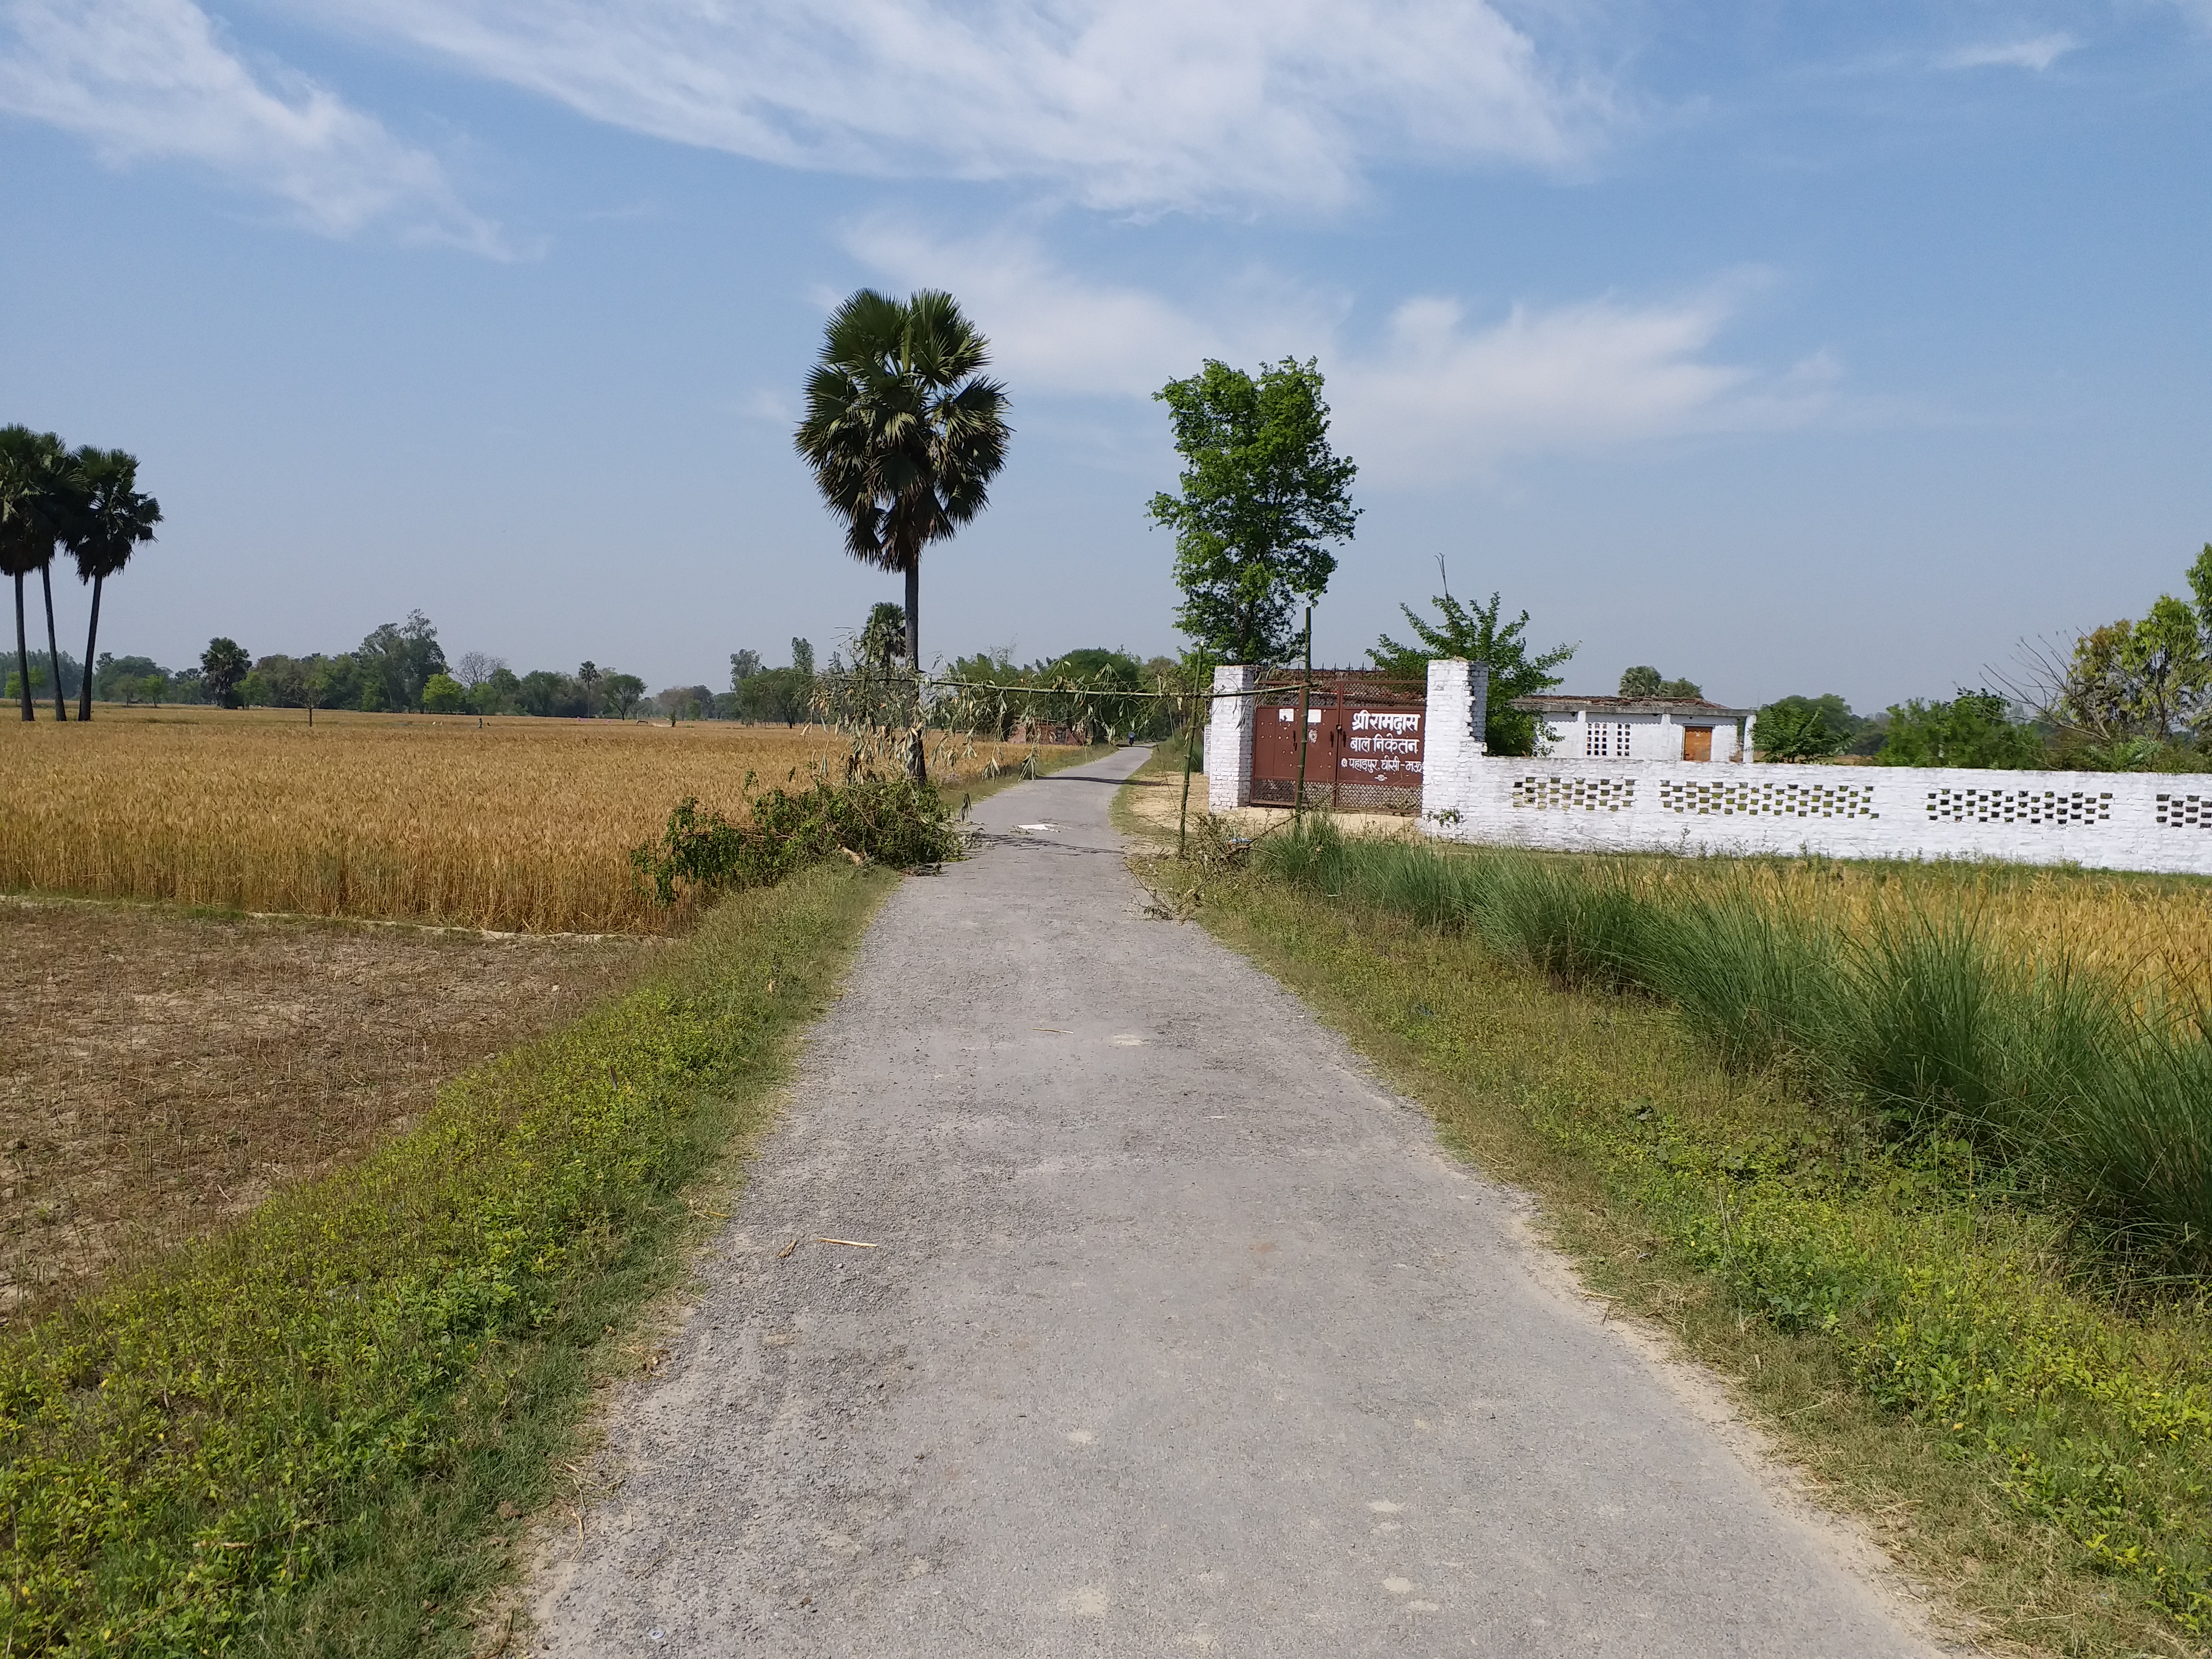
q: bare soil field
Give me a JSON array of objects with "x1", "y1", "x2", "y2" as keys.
[
  {"x1": 1118, "y1": 768, "x2": 1420, "y2": 842},
  {"x1": 0, "y1": 896, "x2": 661, "y2": 1322}
]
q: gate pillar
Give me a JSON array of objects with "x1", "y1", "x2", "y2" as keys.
[
  {"x1": 1207, "y1": 665, "x2": 1256, "y2": 812},
  {"x1": 1420, "y1": 657, "x2": 1487, "y2": 827}
]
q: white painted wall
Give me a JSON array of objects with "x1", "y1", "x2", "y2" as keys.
[
  {"x1": 1535, "y1": 709, "x2": 1746, "y2": 763},
  {"x1": 1207, "y1": 665, "x2": 1257, "y2": 812},
  {"x1": 1420, "y1": 753, "x2": 2212, "y2": 877},
  {"x1": 1630, "y1": 716, "x2": 1682, "y2": 762},
  {"x1": 1419, "y1": 658, "x2": 1487, "y2": 823}
]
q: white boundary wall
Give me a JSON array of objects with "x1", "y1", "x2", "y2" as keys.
[
  {"x1": 1420, "y1": 757, "x2": 2212, "y2": 876},
  {"x1": 1206, "y1": 659, "x2": 2212, "y2": 876},
  {"x1": 1206, "y1": 665, "x2": 1257, "y2": 813},
  {"x1": 1416, "y1": 699, "x2": 2212, "y2": 882}
]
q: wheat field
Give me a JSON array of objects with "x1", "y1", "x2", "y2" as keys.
[
  {"x1": 1612, "y1": 854, "x2": 2212, "y2": 1010},
  {"x1": 0, "y1": 708, "x2": 1077, "y2": 933}
]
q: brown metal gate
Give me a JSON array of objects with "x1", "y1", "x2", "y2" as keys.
[{"x1": 1250, "y1": 671, "x2": 1426, "y2": 812}]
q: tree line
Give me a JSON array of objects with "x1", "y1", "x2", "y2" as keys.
[
  {"x1": 0, "y1": 426, "x2": 162, "y2": 722},
  {"x1": 1749, "y1": 545, "x2": 2212, "y2": 770}
]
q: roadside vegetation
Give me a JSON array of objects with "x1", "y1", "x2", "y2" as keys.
[{"x1": 1131, "y1": 769, "x2": 2211, "y2": 1657}]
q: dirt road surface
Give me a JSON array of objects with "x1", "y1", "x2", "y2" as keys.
[{"x1": 529, "y1": 748, "x2": 1945, "y2": 1657}]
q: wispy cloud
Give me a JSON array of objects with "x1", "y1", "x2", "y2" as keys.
[
  {"x1": 842, "y1": 225, "x2": 1830, "y2": 484},
  {"x1": 0, "y1": 0, "x2": 510, "y2": 253},
  {"x1": 291, "y1": 0, "x2": 1605, "y2": 212},
  {"x1": 1938, "y1": 32, "x2": 2078, "y2": 71}
]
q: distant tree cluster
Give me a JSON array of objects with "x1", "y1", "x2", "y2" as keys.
[
  {"x1": 1752, "y1": 544, "x2": 2212, "y2": 770},
  {"x1": 932, "y1": 643, "x2": 1182, "y2": 744},
  {"x1": 222, "y1": 611, "x2": 684, "y2": 720},
  {"x1": 1617, "y1": 665, "x2": 1704, "y2": 700}
]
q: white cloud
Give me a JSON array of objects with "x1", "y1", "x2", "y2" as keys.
[
  {"x1": 842, "y1": 226, "x2": 1828, "y2": 484},
  {"x1": 1939, "y1": 32, "x2": 2078, "y2": 71},
  {"x1": 842, "y1": 219, "x2": 1253, "y2": 398},
  {"x1": 0, "y1": 0, "x2": 509, "y2": 253},
  {"x1": 1331, "y1": 291, "x2": 1780, "y2": 481},
  {"x1": 289, "y1": 0, "x2": 1603, "y2": 212}
]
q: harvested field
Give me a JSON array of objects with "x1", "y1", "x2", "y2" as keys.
[
  {"x1": 0, "y1": 896, "x2": 661, "y2": 1321},
  {"x1": 0, "y1": 707, "x2": 1082, "y2": 933}
]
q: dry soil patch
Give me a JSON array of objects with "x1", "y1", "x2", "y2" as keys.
[{"x1": 0, "y1": 897, "x2": 661, "y2": 1323}]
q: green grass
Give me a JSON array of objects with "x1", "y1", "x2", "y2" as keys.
[
  {"x1": 1138, "y1": 806, "x2": 2212, "y2": 1658},
  {"x1": 1258, "y1": 822, "x2": 2212, "y2": 1270},
  {"x1": 0, "y1": 862, "x2": 890, "y2": 1657}
]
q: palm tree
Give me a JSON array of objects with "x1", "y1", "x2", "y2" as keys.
[
  {"x1": 66, "y1": 448, "x2": 161, "y2": 721},
  {"x1": 794, "y1": 289, "x2": 1010, "y2": 780},
  {"x1": 0, "y1": 426, "x2": 69, "y2": 723},
  {"x1": 36, "y1": 455, "x2": 86, "y2": 721}
]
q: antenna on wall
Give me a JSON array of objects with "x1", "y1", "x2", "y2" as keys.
[{"x1": 1436, "y1": 553, "x2": 1451, "y2": 601}]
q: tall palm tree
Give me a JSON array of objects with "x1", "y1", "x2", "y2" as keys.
[
  {"x1": 67, "y1": 448, "x2": 161, "y2": 721},
  {"x1": 36, "y1": 452, "x2": 86, "y2": 721},
  {"x1": 794, "y1": 289, "x2": 1010, "y2": 780},
  {"x1": 0, "y1": 426, "x2": 69, "y2": 723}
]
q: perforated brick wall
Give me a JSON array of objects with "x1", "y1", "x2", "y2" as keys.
[{"x1": 1423, "y1": 752, "x2": 2212, "y2": 876}]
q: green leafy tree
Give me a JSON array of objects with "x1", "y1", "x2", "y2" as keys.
[
  {"x1": 65, "y1": 447, "x2": 161, "y2": 721},
  {"x1": 1150, "y1": 358, "x2": 1358, "y2": 665},
  {"x1": 2062, "y1": 598, "x2": 2210, "y2": 744},
  {"x1": 200, "y1": 637, "x2": 250, "y2": 708},
  {"x1": 1369, "y1": 589, "x2": 1576, "y2": 757},
  {"x1": 476, "y1": 665, "x2": 522, "y2": 715},
  {"x1": 1878, "y1": 689, "x2": 2045, "y2": 769},
  {"x1": 1754, "y1": 693, "x2": 1862, "y2": 761},
  {"x1": 309, "y1": 654, "x2": 361, "y2": 713},
  {"x1": 856, "y1": 602, "x2": 908, "y2": 675},
  {"x1": 577, "y1": 661, "x2": 602, "y2": 715},
  {"x1": 422, "y1": 672, "x2": 466, "y2": 714},
  {"x1": 795, "y1": 289, "x2": 1009, "y2": 779},
  {"x1": 729, "y1": 649, "x2": 763, "y2": 687},
  {"x1": 356, "y1": 612, "x2": 446, "y2": 712},
  {"x1": 790, "y1": 637, "x2": 815, "y2": 680},
  {"x1": 601, "y1": 672, "x2": 646, "y2": 720},
  {"x1": 517, "y1": 670, "x2": 587, "y2": 718}
]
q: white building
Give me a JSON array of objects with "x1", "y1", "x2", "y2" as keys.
[{"x1": 1515, "y1": 694, "x2": 1757, "y2": 764}]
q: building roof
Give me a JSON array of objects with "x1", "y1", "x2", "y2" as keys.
[{"x1": 1510, "y1": 694, "x2": 1757, "y2": 719}]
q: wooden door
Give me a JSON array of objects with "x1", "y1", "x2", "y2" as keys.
[{"x1": 1681, "y1": 725, "x2": 1713, "y2": 762}]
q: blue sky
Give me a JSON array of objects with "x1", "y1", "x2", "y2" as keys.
[{"x1": 3, "y1": 0, "x2": 2208, "y2": 711}]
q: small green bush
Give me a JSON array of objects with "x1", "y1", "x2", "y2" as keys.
[{"x1": 629, "y1": 775, "x2": 960, "y2": 905}]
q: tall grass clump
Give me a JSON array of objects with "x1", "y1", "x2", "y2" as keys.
[{"x1": 1250, "y1": 819, "x2": 2212, "y2": 1270}]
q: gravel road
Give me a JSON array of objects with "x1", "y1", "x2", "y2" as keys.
[{"x1": 529, "y1": 747, "x2": 1945, "y2": 1657}]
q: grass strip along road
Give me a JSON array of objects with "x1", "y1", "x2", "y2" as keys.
[{"x1": 1144, "y1": 793, "x2": 2212, "y2": 1659}]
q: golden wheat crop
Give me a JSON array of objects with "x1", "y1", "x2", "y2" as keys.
[
  {"x1": 0, "y1": 708, "x2": 1079, "y2": 933},
  {"x1": 1616, "y1": 854, "x2": 2212, "y2": 1010}
]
